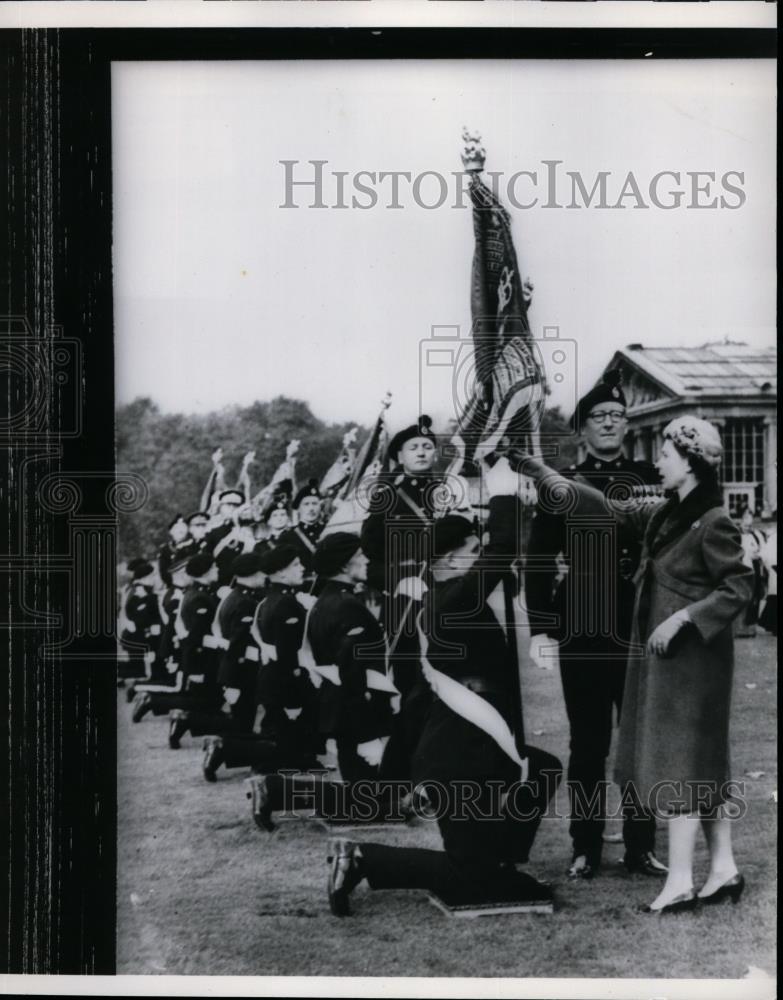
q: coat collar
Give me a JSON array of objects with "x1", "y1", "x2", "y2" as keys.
[{"x1": 647, "y1": 482, "x2": 724, "y2": 557}]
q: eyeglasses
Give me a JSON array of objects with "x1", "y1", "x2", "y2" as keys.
[{"x1": 587, "y1": 410, "x2": 626, "y2": 424}]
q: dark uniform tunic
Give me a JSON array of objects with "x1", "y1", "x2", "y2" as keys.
[
  {"x1": 119, "y1": 582, "x2": 163, "y2": 679},
  {"x1": 277, "y1": 522, "x2": 323, "y2": 587},
  {"x1": 255, "y1": 582, "x2": 320, "y2": 758},
  {"x1": 206, "y1": 523, "x2": 249, "y2": 588},
  {"x1": 358, "y1": 496, "x2": 563, "y2": 904},
  {"x1": 216, "y1": 583, "x2": 265, "y2": 732},
  {"x1": 525, "y1": 451, "x2": 660, "y2": 863},
  {"x1": 157, "y1": 537, "x2": 197, "y2": 588},
  {"x1": 307, "y1": 579, "x2": 394, "y2": 776}
]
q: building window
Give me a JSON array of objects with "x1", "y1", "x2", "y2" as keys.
[{"x1": 722, "y1": 418, "x2": 765, "y2": 515}]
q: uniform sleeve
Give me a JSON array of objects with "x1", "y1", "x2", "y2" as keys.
[
  {"x1": 686, "y1": 516, "x2": 754, "y2": 643},
  {"x1": 524, "y1": 509, "x2": 564, "y2": 636},
  {"x1": 272, "y1": 597, "x2": 306, "y2": 672},
  {"x1": 219, "y1": 598, "x2": 258, "y2": 688}
]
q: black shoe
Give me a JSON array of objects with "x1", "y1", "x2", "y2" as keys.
[
  {"x1": 327, "y1": 838, "x2": 364, "y2": 917},
  {"x1": 698, "y1": 873, "x2": 745, "y2": 906},
  {"x1": 201, "y1": 737, "x2": 224, "y2": 782},
  {"x1": 245, "y1": 775, "x2": 276, "y2": 832},
  {"x1": 638, "y1": 890, "x2": 697, "y2": 915},
  {"x1": 131, "y1": 692, "x2": 151, "y2": 724},
  {"x1": 125, "y1": 684, "x2": 137, "y2": 704},
  {"x1": 624, "y1": 851, "x2": 668, "y2": 877},
  {"x1": 507, "y1": 869, "x2": 554, "y2": 903},
  {"x1": 567, "y1": 854, "x2": 598, "y2": 880},
  {"x1": 168, "y1": 710, "x2": 189, "y2": 749}
]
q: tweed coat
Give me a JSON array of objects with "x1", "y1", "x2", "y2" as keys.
[{"x1": 613, "y1": 496, "x2": 753, "y2": 814}]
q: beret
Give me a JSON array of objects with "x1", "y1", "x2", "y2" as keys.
[
  {"x1": 292, "y1": 478, "x2": 323, "y2": 509},
  {"x1": 130, "y1": 559, "x2": 155, "y2": 580},
  {"x1": 230, "y1": 552, "x2": 265, "y2": 578},
  {"x1": 186, "y1": 553, "x2": 215, "y2": 578},
  {"x1": 663, "y1": 416, "x2": 723, "y2": 468},
  {"x1": 263, "y1": 491, "x2": 291, "y2": 522},
  {"x1": 313, "y1": 532, "x2": 362, "y2": 578},
  {"x1": 433, "y1": 515, "x2": 477, "y2": 557},
  {"x1": 219, "y1": 490, "x2": 245, "y2": 504},
  {"x1": 388, "y1": 414, "x2": 436, "y2": 460},
  {"x1": 573, "y1": 369, "x2": 626, "y2": 429},
  {"x1": 258, "y1": 544, "x2": 300, "y2": 575}
]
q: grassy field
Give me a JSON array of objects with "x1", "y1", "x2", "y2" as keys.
[{"x1": 117, "y1": 633, "x2": 777, "y2": 980}]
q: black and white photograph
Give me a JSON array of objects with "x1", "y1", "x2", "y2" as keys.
[{"x1": 1, "y1": 2, "x2": 777, "y2": 995}]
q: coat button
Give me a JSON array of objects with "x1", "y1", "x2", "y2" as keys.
[{"x1": 364, "y1": 691, "x2": 372, "y2": 702}]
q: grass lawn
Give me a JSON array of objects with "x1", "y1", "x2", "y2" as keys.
[{"x1": 117, "y1": 633, "x2": 777, "y2": 980}]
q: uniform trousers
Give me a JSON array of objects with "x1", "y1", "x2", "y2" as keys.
[
  {"x1": 559, "y1": 655, "x2": 656, "y2": 861},
  {"x1": 358, "y1": 746, "x2": 562, "y2": 905}
]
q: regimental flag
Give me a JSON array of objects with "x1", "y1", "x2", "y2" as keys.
[
  {"x1": 457, "y1": 167, "x2": 546, "y2": 465},
  {"x1": 322, "y1": 394, "x2": 392, "y2": 535},
  {"x1": 319, "y1": 427, "x2": 358, "y2": 500},
  {"x1": 339, "y1": 397, "x2": 391, "y2": 503}
]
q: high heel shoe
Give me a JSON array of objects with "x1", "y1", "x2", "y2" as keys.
[
  {"x1": 638, "y1": 890, "x2": 698, "y2": 915},
  {"x1": 698, "y1": 873, "x2": 745, "y2": 906}
]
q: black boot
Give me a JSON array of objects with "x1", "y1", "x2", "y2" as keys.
[
  {"x1": 131, "y1": 692, "x2": 152, "y2": 724},
  {"x1": 168, "y1": 709, "x2": 189, "y2": 749},
  {"x1": 202, "y1": 737, "x2": 224, "y2": 782},
  {"x1": 327, "y1": 838, "x2": 364, "y2": 917},
  {"x1": 245, "y1": 774, "x2": 276, "y2": 832}
]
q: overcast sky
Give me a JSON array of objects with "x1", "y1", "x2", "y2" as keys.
[{"x1": 113, "y1": 58, "x2": 775, "y2": 433}]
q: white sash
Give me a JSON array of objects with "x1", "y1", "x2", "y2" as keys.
[{"x1": 416, "y1": 615, "x2": 528, "y2": 777}]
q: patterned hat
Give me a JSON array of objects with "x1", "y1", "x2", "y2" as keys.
[
  {"x1": 388, "y1": 414, "x2": 436, "y2": 460},
  {"x1": 663, "y1": 416, "x2": 723, "y2": 468},
  {"x1": 573, "y1": 370, "x2": 627, "y2": 429},
  {"x1": 292, "y1": 478, "x2": 323, "y2": 510}
]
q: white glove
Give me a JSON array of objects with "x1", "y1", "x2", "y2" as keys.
[
  {"x1": 284, "y1": 707, "x2": 303, "y2": 721},
  {"x1": 483, "y1": 456, "x2": 520, "y2": 498},
  {"x1": 529, "y1": 634, "x2": 558, "y2": 670},
  {"x1": 394, "y1": 576, "x2": 427, "y2": 601},
  {"x1": 356, "y1": 735, "x2": 389, "y2": 768}
]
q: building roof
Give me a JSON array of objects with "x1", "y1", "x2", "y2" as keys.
[{"x1": 610, "y1": 341, "x2": 777, "y2": 398}]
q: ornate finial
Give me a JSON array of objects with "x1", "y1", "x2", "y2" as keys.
[
  {"x1": 381, "y1": 391, "x2": 392, "y2": 410},
  {"x1": 460, "y1": 128, "x2": 486, "y2": 173}
]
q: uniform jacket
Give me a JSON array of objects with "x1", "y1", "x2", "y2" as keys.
[
  {"x1": 157, "y1": 585, "x2": 184, "y2": 665},
  {"x1": 179, "y1": 581, "x2": 220, "y2": 678},
  {"x1": 157, "y1": 537, "x2": 197, "y2": 588},
  {"x1": 525, "y1": 452, "x2": 659, "y2": 654},
  {"x1": 307, "y1": 579, "x2": 394, "y2": 744},
  {"x1": 122, "y1": 583, "x2": 163, "y2": 649},
  {"x1": 613, "y1": 483, "x2": 753, "y2": 812},
  {"x1": 278, "y1": 522, "x2": 323, "y2": 576},
  {"x1": 216, "y1": 584, "x2": 264, "y2": 690},
  {"x1": 412, "y1": 495, "x2": 524, "y2": 784},
  {"x1": 361, "y1": 472, "x2": 442, "y2": 595}
]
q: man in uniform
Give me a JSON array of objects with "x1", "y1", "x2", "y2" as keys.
[
  {"x1": 278, "y1": 479, "x2": 324, "y2": 587},
  {"x1": 168, "y1": 551, "x2": 266, "y2": 748},
  {"x1": 253, "y1": 492, "x2": 293, "y2": 558},
  {"x1": 158, "y1": 515, "x2": 197, "y2": 588},
  {"x1": 201, "y1": 545, "x2": 323, "y2": 781},
  {"x1": 119, "y1": 559, "x2": 162, "y2": 682},
  {"x1": 326, "y1": 458, "x2": 562, "y2": 917},
  {"x1": 245, "y1": 532, "x2": 401, "y2": 831},
  {"x1": 205, "y1": 490, "x2": 253, "y2": 587},
  {"x1": 525, "y1": 369, "x2": 666, "y2": 880}
]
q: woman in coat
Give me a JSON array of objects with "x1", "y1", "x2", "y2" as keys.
[{"x1": 514, "y1": 414, "x2": 753, "y2": 915}]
